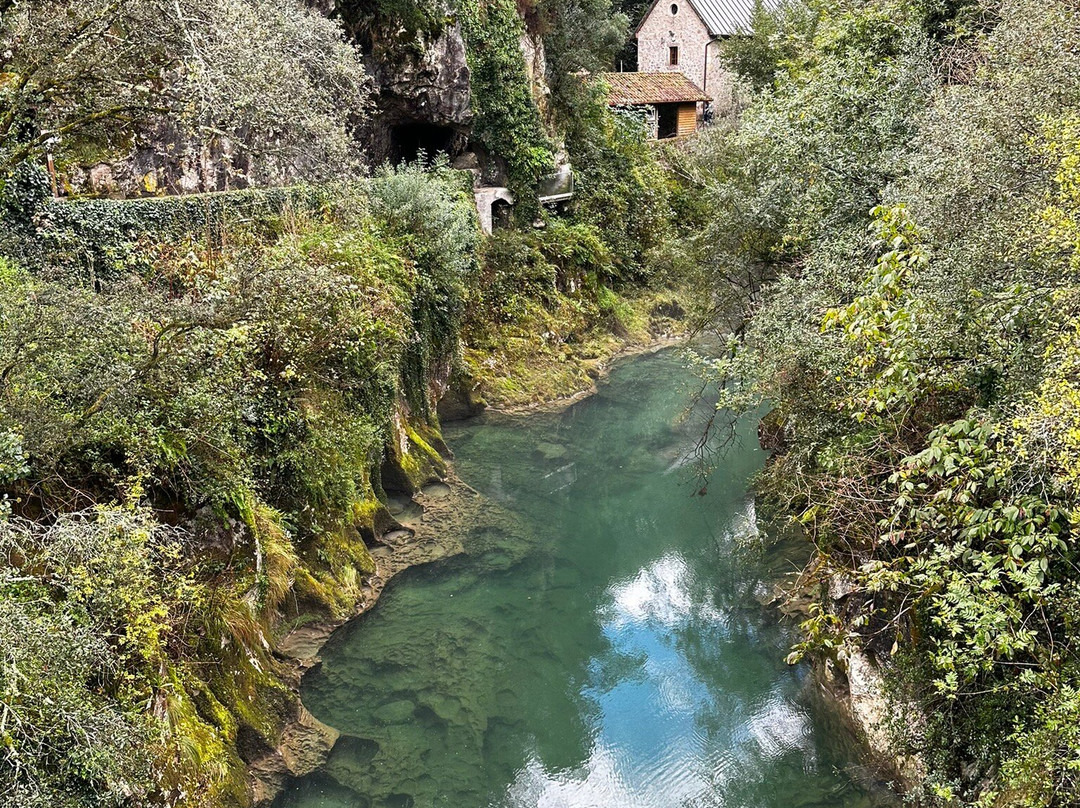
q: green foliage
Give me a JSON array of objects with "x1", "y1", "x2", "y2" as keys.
[
  {"x1": 871, "y1": 416, "x2": 1072, "y2": 693},
  {"x1": 1, "y1": 509, "x2": 189, "y2": 807},
  {"x1": 541, "y1": 0, "x2": 629, "y2": 100},
  {"x1": 0, "y1": 0, "x2": 368, "y2": 181},
  {"x1": 458, "y1": 0, "x2": 555, "y2": 202},
  {"x1": 687, "y1": 0, "x2": 1080, "y2": 803},
  {"x1": 560, "y1": 86, "x2": 675, "y2": 279},
  {"x1": 31, "y1": 186, "x2": 328, "y2": 279},
  {"x1": 0, "y1": 595, "x2": 156, "y2": 808},
  {"x1": 0, "y1": 169, "x2": 477, "y2": 806},
  {"x1": 0, "y1": 163, "x2": 50, "y2": 225},
  {"x1": 337, "y1": 0, "x2": 452, "y2": 41},
  {"x1": 368, "y1": 161, "x2": 480, "y2": 413},
  {"x1": 720, "y1": 0, "x2": 820, "y2": 91},
  {"x1": 469, "y1": 218, "x2": 614, "y2": 326},
  {"x1": 822, "y1": 205, "x2": 951, "y2": 422}
]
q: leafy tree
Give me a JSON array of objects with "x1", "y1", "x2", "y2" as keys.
[
  {"x1": 0, "y1": 0, "x2": 368, "y2": 182},
  {"x1": 541, "y1": 0, "x2": 629, "y2": 101},
  {"x1": 720, "y1": 0, "x2": 820, "y2": 91},
  {"x1": 687, "y1": 0, "x2": 1080, "y2": 803}
]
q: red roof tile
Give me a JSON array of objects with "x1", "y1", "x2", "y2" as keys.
[{"x1": 599, "y1": 72, "x2": 711, "y2": 105}]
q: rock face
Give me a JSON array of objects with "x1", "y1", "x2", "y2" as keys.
[
  {"x1": 846, "y1": 650, "x2": 894, "y2": 758},
  {"x1": 843, "y1": 649, "x2": 926, "y2": 787},
  {"x1": 68, "y1": 121, "x2": 255, "y2": 198},
  {"x1": 249, "y1": 706, "x2": 341, "y2": 805},
  {"x1": 437, "y1": 367, "x2": 487, "y2": 422},
  {"x1": 347, "y1": 11, "x2": 474, "y2": 165},
  {"x1": 63, "y1": 3, "x2": 476, "y2": 196},
  {"x1": 520, "y1": 29, "x2": 552, "y2": 124}
]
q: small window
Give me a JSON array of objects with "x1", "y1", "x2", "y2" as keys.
[
  {"x1": 670, "y1": 3, "x2": 679, "y2": 13},
  {"x1": 669, "y1": 46, "x2": 679, "y2": 66}
]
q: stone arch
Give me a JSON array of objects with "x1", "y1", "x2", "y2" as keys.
[{"x1": 474, "y1": 187, "x2": 515, "y2": 235}]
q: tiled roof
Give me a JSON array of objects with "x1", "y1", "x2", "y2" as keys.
[
  {"x1": 599, "y1": 72, "x2": 710, "y2": 105},
  {"x1": 636, "y1": 0, "x2": 785, "y2": 37}
]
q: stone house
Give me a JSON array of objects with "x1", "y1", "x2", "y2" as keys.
[{"x1": 634, "y1": 0, "x2": 779, "y2": 113}]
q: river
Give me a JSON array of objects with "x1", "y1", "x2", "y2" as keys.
[{"x1": 278, "y1": 349, "x2": 888, "y2": 808}]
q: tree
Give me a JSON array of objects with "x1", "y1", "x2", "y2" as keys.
[{"x1": 0, "y1": 0, "x2": 368, "y2": 184}]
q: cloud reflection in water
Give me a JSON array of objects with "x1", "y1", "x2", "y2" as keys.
[{"x1": 500, "y1": 552, "x2": 817, "y2": 808}]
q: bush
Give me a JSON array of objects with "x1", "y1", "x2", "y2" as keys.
[{"x1": 0, "y1": 169, "x2": 479, "y2": 805}]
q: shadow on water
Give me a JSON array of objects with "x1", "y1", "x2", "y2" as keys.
[{"x1": 277, "y1": 349, "x2": 898, "y2": 808}]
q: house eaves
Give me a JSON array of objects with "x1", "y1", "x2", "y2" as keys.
[{"x1": 634, "y1": 0, "x2": 784, "y2": 38}]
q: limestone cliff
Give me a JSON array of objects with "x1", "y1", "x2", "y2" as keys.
[
  {"x1": 331, "y1": 0, "x2": 474, "y2": 166},
  {"x1": 58, "y1": 0, "x2": 558, "y2": 199}
]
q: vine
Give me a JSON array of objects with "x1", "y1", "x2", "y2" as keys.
[{"x1": 457, "y1": 0, "x2": 554, "y2": 209}]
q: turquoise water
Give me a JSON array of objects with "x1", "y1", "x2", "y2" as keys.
[{"x1": 280, "y1": 350, "x2": 887, "y2": 808}]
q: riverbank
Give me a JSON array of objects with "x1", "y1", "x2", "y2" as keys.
[
  {"x1": 250, "y1": 315, "x2": 687, "y2": 804},
  {"x1": 275, "y1": 347, "x2": 881, "y2": 808},
  {"x1": 457, "y1": 287, "x2": 693, "y2": 414},
  {"x1": 754, "y1": 535, "x2": 925, "y2": 798}
]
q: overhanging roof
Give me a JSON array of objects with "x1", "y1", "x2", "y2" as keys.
[{"x1": 599, "y1": 72, "x2": 711, "y2": 106}]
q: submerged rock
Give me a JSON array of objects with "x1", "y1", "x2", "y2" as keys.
[
  {"x1": 382, "y1": 529, "x2": 415, "y2": 545},
  {"x1": 420, "y1": 481, "x2": 452, "y2": 500},
  {"x1": 534, "y1": 441, "x2": 569, "y2": 461},
  {"x1": 373, "y1": 700, "x2": 417, "y2": 725}
]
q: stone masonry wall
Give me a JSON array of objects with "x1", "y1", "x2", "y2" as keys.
[{"x1": 635, "y1": 2, "x2": 737, "y2": 113}]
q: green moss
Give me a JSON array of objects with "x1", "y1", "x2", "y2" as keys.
[
  {"x1": 405, "y1": 424, "x2": 449, "y2": 473},
  {"x1": 464, "y1": 285, "x2": 689, "y2": 407},
  {"x1": 321, "y1": 525, "x2": 378, "y2": 578},
  {"x1": 292, "y1": 567, "x2": 346, "y2": 616},
  {"x1": 159, "y1": 667, "x2": 244, "y2": 805},
  {"x1": 352, "y1": 496, "x2": 384, "y2": 527}
]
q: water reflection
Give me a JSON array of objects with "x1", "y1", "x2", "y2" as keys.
[
  {"x1": 494, "y1": 546, "x2": 827, "y2": 808},
  {"x1": 280, "y1": 350, "x2": 886, "y2": 808}
]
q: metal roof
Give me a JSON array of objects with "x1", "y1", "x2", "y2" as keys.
[
  {"x1": 599, "y1": 72, "x2": 711, "y2": 106},
  {"x1": 636, "y1": 0, "x2": 785, "y2": 37}
]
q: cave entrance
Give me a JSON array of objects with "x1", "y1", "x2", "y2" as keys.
[{"x1": 391, "y1": 123, "x2": 460, "y2": 165}]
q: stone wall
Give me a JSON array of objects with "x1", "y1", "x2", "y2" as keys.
[{"x1": 635, "y1": 2, "x2": 737, "y2": 113}]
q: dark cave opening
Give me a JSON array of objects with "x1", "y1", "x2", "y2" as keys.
[
  {"x1": 390, "y1": 123, "x2": 461, "y2": 165},
  {"x1": 491, "y1": 198, "x2": 513, "y2": 231}
]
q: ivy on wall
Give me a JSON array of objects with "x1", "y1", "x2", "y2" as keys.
[{"x1": 457, "y1": 0, "x2": 554, "y2": 206}]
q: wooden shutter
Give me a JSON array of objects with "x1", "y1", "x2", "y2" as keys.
[{"x1": 677, "y1": 104, "x2": 697, "y2": 137}]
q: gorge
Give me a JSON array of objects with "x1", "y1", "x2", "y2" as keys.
[
  {"x1": 3, "y1": 1, "x2": 1080, "y2": 807},
  {"x1": 276, "y1": 349, "x2": 888, "y2": 808}
]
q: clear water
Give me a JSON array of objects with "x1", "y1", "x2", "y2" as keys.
[{"x1": 280, "y1": 350, "x2": 889, "y2": 808}]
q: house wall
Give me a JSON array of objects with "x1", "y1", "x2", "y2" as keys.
[{"x1": 635, "y1": 2, "x2": 737, "y2": 113}]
